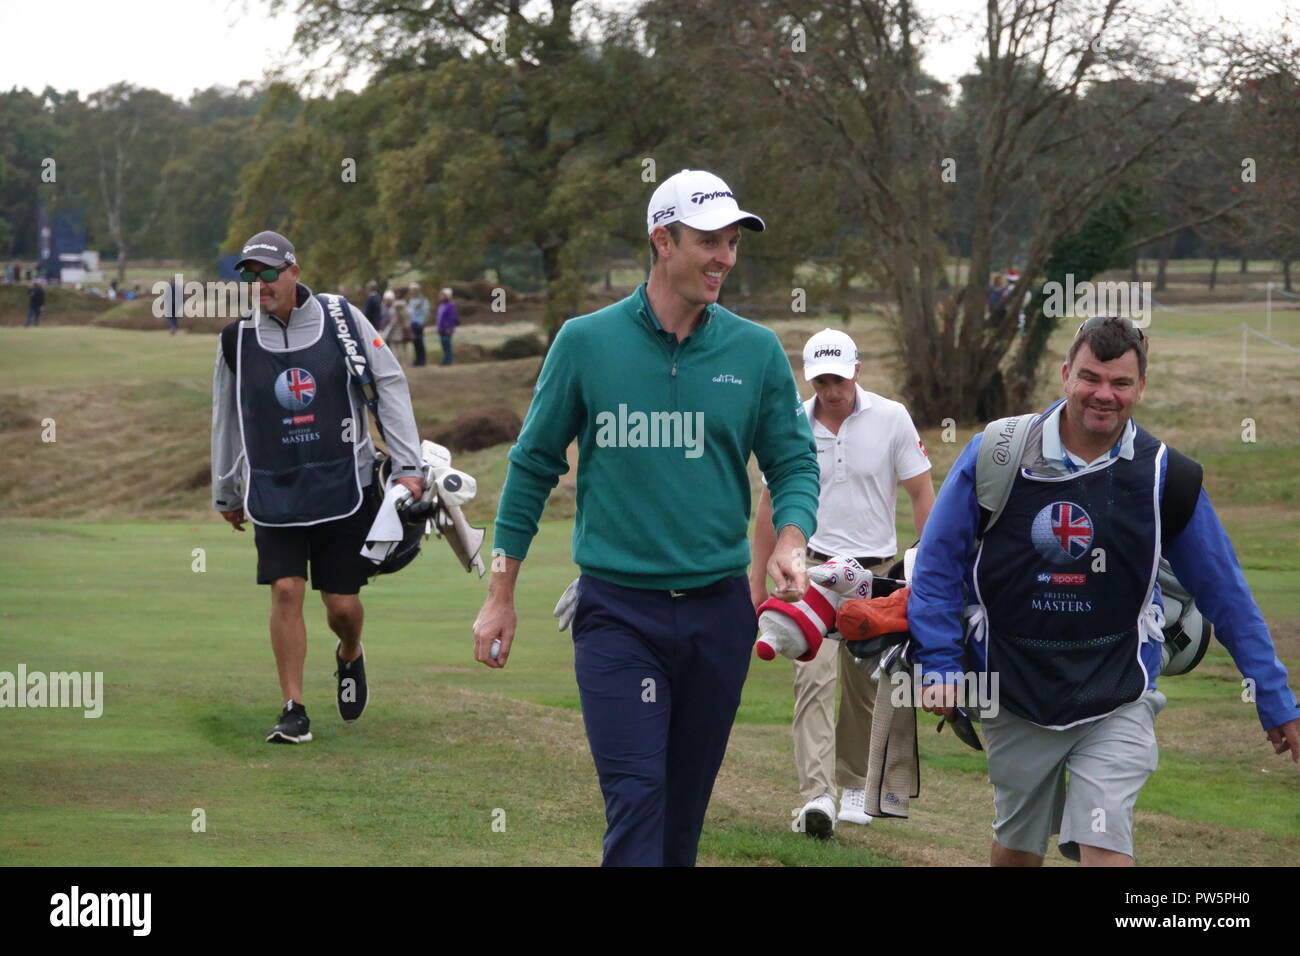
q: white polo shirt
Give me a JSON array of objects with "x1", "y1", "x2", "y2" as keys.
[{"x1": 804, "y1": 385, "x2": 931, "y2": 559}]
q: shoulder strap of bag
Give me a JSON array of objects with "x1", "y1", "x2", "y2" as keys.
[
  {"x1": 1160, "y1": 443, "x2": 1203, "y2": 545},
  {"x1": 317, "y1": 293, "x2": 387, "y2": 444},
  {"x1": 974, "y1": 413, "x2": 1038, "y2": 537},
  {"x1": 220, "y1": 320, "x2": 240, "y2": 373}
]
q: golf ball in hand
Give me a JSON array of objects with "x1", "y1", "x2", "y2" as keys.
[{"x1": 490, "y1": 639, "x2": 501, "y2": 660}]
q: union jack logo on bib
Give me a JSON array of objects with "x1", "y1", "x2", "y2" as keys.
[
  {"x1": 274, "y1": 368, "x2": 317, "y2": 410},
  {"x1": 1030, "y1": 501, "x2": 1094, "y2": 564}
]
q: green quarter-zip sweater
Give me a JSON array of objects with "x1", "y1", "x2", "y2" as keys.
[{"x1": 494, "y1": 284, "x2": 820, "y2": 590}]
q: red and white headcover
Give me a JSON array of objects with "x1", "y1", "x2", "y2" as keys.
[{"x1": 754, "y1": 557, "x2": 872, "y2": 661}]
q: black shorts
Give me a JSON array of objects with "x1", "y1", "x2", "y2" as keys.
[{"x1": 253, "y1": 495, "x2": 380, "y2": 594}]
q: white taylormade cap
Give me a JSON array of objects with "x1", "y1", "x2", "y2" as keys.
[
  {"x1": 802, "y1": 328, "x2": 859, "y2": 381},
  {"x1": 646, "y1": 169, "x2": 765, "y2": 236}
]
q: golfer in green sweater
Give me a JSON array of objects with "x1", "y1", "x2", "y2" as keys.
[{"x1": 472, "y1": 169, "x2": 820, "y2": 866}]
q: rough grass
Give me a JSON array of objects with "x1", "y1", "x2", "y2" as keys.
[{"x1": 0, "y1": 285, "x2": 115, "y2": 328}]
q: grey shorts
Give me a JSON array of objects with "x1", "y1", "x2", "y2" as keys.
[{"x1": 982, "y1": 690, "x2": 1166, "y2": 861}]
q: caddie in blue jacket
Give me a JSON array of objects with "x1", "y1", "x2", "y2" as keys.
[{"x1": 908, "y1": 316, "x2": 1300, "y2": 866}]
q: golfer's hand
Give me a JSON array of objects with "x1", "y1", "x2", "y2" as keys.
[
  {"x1": 473, "y1": 596, "x2": 516, "y2": 669},
  {"x1": 1265, "y1": 718, "x2": 1300, "y2": 762},
  {"x1": 750, "y1": 583, "x2": 768, "y2": 614},
  {"x1": 395, "y1": 476, "x2": 425, "y2": 500},
  {"x1": 921, "y1": 682, "x2": 958, "y2": 721},
  {"x1": 767, "y1": 526, "x2": 809, "y2": 601},
  {"x1": 221, "y1": 508, "x2": 246, "y2": 532}
]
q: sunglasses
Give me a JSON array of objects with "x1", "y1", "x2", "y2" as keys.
[
  {"x1": 239, "y1": 264, "x2": 291, "y2": 283},
  {"x1": 1075, "y1": 315, "x2": 1147, "y2": 349}
]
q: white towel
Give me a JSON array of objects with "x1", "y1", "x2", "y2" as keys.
[
  {"x1": 361, "y1": 481, "x2": 412, "y2": 564},
  {"x1": 1139, "y1": 600, "x2": 1167, "y2": 647},
  {"x1": 864, "y1": 656, "x2": 920, "y2": 818}
]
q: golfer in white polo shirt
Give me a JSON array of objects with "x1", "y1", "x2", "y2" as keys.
[{"x1": 750, "y1": 328, "x2": 936, "y2": 837}]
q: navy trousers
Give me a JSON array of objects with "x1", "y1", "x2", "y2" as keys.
[
  {"x1": 572, "y1": 574, "x2": 755, "y2": 866},
  {"x1": 411, "y1": 323, "x2": 426, "y2": 366}
]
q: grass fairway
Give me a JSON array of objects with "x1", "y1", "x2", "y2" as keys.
[
  {"x1": 1, "y1": 516, "x2": 1296, "y2": 866},
  {"x1": 0, "y1": 305, "x2": 1297, "y2": 866},
  {"x1": 0, "y1": 518, "x2": 901, "y2": 866}
]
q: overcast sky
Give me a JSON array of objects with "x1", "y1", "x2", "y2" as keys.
[{"x1": 1, "y1": 0, "x2": 1293, "y2": 101}]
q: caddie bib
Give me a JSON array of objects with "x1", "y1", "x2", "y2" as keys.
[
  {"x1": 973, "y1": 427, "x2": 1164, "y2": 728},
  {"x1": 236, "y1": 311, "x2": 362, "y2": 526}
]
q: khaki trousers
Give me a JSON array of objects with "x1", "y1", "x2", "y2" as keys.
[{"x1": 792, "y1": 639, "x2": 879, "y2": 801}]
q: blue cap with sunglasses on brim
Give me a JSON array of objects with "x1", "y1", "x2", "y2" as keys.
[{"x1": 236, "y1": 230, "x2": 297, "y2": 271}]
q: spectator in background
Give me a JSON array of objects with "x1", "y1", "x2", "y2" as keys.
[
  {"x1": 108, "y1": 279, "x2": 119, "y2": 300},
  {"x1": 363, "y1": 281, "x2": 382, "y2": 328},
  {"x1": 407, "y1": 282, "x2": 429, "y2": 367},
  {"x1": 337, "y1": 284, "x2": 351, "y2": 303},
  {"x1": 1005, "y1": 268, "x2": 1031, "y2": 332},
  {"x1": 436, "y1": 287, "x2": 459, "y2": 366},
  {"x1": 987, "y1": 272, "x2": 1007, "y2": 314},
  {"x1": 166, "y1": 277, "x2": 184, "y2": 334},
  {"x1": 25, "y1": 278, "x2": 45, "y2": 327},
  {"x1": 379, "y1": 288, "x2": 396, "y2": 336},
  {"x1": 390, "y1": 287, "x2": 411, "y2": 363}
]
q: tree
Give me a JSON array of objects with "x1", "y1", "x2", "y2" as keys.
[
  {"x1": 0, "y1": 87, "x2": 66, "y2": 259},
  {"x1": 225, "y1": 81, "x2": 394, "y2": 286},
  {"x1": 648, "y1": 0, "x2": 1267, "y2": 423},
  {"x1": 62, "y1": 84, "x2": 186, "y2": 281},
  {"x1": 1239, "y1": 71, "x2": 1300, "y2": 291},
  {"x1": 249, "y1": 0, "x2": 675, "y2": 337},
  {"x1": 1003, "y1": 187, "x2": 1142, "y2": 418},
  {"x1": 159, "y1": 86, "x2": 266, "y2": 269}
]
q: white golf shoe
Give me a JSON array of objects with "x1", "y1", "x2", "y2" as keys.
[
  {"x1": 838, "y1": 788, "x2": 873, "y2": 825},
  {"x1": 796, "y1": 794, "x2": 837, "y2": 840}
]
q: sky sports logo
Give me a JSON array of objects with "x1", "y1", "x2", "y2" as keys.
[
  {"x1": 1036, "y1": 572, "x2": 1086, "y2": 585},
  {"x1": 50, "y1": 886, "x2": 151, "y2": 936}
]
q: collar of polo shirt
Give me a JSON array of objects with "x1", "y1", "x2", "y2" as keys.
[
  {"x1": 807, "y1": 383, "x2": 870, "y2": 430},
  {"x1": 1040, "y1": 401, "x2": 1136, "y2": 472}
]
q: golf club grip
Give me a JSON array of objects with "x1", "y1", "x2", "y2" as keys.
[{"x1": 399, "y1": 499, "x2": 436, "y2": 523}]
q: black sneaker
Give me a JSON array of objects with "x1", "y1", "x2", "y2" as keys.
[
  {"x1": 266, "y1": 700, "x2": 312, "y2": 744},
  {"x1": 335, "y1": 643, "x2": 368, "y2": 722}
]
